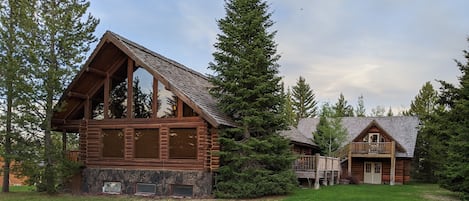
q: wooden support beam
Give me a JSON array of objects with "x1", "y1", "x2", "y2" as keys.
[
  {"x1": 314, "y1": 153, "x2": 320, "y2": 189},
  {"x1": 152, "y1": 77, "x2": 158, "y2": 118},
  {"x1": 103, "y1": 74, "x2": 110, "y2": 119},
  {"x1": 177, "y1": 97, "x2": 183, "y2": 119},
  {"x1": 127, "y1": 58, "x2": 134, "y2": 118},
  {"x1": 348, "y1": 143, "x2": 352, "y2": 177},
  {"x1": 390, "y1": 141, "x2": 396, "y2": 185},
  {"x1": 85, "y1": 67, "x2": 107, "y2": 77},
  {"x1": 84, "y1": 97, "x2": 90, "y2": 119},
  {"x1": 68, "y1": 91, "x2": 88, "y2": 100}
]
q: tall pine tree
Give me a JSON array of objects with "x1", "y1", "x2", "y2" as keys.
[
  {"x1": 0, "y1": 0, "x2": 37, "y2": 192},
  {"x1": 209, "y1": 0, "x2": 296, "y2": 198},
  {"x1": 334, "y1": 93, "x2": 354, "y2": 117},
  {"x1": 291, "y1": 76, "x2": 318, "y2": 122},
  {"x1": 404, "y1": 81, "x2": 444, "y2": 182},
  {"x1": 28, "y1": 0, "x2": 99, "y2": 193},
  {"x1": 437, "y1": 38, "x2": 469, "y2": 199}
]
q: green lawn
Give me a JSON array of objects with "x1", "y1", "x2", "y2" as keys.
[
  {"x1": 0, "y1": 183, "x2": 461, "y2": 201},
  {"x1": 284, "y1": 183, "x2": 461, "y2": 201}
]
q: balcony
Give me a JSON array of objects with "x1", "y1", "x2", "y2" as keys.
[{"x1": 350, "y1": 142, "x2": 394, "y2": 157}]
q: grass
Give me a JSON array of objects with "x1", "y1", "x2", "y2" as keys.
[
  {"x1": 284, "y1": 183, "x2": 461, "y2": 201},
  {"x1": 0, "y1": 183, "x2": 461, "y2": 201}
]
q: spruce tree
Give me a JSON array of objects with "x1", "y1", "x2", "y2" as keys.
[
  {"x1": 334, "y1": 93, "x2": 354, "y2": 117},
  {"x1": 209, "y1": 0, "x2": 296, "y2": 198},
  {"x1": 291, "y1": 76, "x2": 318, "y2": 122},
  {"x1": 283, "y1": 88, "x2": 297, "y2": 126},
  {"x1": 404, "y1": 82, "x2": 444, "y2": 182},
  {"x1": 437, "y1": 38, "x2": 469, "y2": 199}
]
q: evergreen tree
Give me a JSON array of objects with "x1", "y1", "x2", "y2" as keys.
[
  {"x1": 314, "y1": 103, "x2": 347, "y2": 156},
  {"x1": 355, "y1": 95, "x2": 366, "y2": 117},
  {"x1": 291, "y1": 76, "x2": 318, "y2": 122},
  {"x1": 437, "y1": 38, "x2": 469, "y2": 199},
  {"x1": 28, "y1": 0, "x2": 99, "y2": 194},
  {"x1": 403, "y1": 82, "x2": 444, "y2": 182},
  {"x1": 208, "y1": 0, "x2": 296, "y2": 198},
  {"x1": 282, "y1": 88, "x2": 296, "y2": 126},
  {"x1": 0, "y1": 0, "x2": 37, "y2": 192},
  {"x1": 334, "y1": 93, "x2": 354, "y2": 117},
  {"x1": 386, "y1": 106, "x2": 394, "y2": 116}
]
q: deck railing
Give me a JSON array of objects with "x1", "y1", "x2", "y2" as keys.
[
  {"x1": 350, "y1": 142, "x2": 392, "y2": 154},
  {"x1": 293, "y1": 154, "x2": 340, "y2": 172}
]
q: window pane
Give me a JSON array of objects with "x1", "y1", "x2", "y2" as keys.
[
  {"x1": 92, "y1": 86, "x2": 104, "y2": 120},
  {"x1": 157, "y1": 81, "x2": 176, "y2": 118},
  {"x1": 134, "y1": 129, "x2": 159, "y2": 158},
  {"x1": 109, "y1": 76, "x2": 128, "y2": 119},
  {"x1": 102, "y1": 129, "x2": 124, "y2": 158},
  {"x1": 133, "y1": 68, "x2": 153, "y2": 118},
  {"x1": 169, "y1": 128, "x2": 197, "y2": 159},
  {"x1": 183, "y1": 102, "x2": 198, "y2": 117}
]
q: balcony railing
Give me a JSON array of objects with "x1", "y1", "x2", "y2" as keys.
[
  {"x1": 350, "y1": 142, "x2": 392, "y2": 154},
  {"x1": 293, "y1": 154, "x2": 340, "y2": 172}
]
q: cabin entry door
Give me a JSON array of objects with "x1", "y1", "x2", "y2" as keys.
[{"x1": 364, "y1": 162, "x2": 382, "y2": 184}]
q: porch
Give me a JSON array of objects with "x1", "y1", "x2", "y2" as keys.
[{"x1": 293, "y1": 154, "x2": 341, "y2": 189}]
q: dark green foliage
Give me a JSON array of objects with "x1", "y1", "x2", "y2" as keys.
[
  {"x1": 0, "y1": 0, "x2": 38, "y2": 192},
  {"x1": 282, "y1": 88, "x2": 297, "y2": 126},
  {"x1": 291, "y1": 76, "x2": 318, "y2": 122},
  {"x1": 208, "y1": 0, "x2": 296, "y2": 198},
  {"x1": 404, "y1": 82, "x2": 444, "y2": 182},
  {"x1": 215, "y1": 134, "x2": 297, "y2": 198},
  {"x1": 334, "y1": 93, "x2": 354, "y2": 117},
  {"x1": 314, "y1": 103, "x2": 347, "y2": 156},
  {"x1": 437, "y1": 38, "x2": 469, "y2": 200}
]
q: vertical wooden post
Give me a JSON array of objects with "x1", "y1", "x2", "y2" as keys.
[
  {"x1": 348, "y1": 143, "x2": 352, "y2": 177},
  {"x1": 323, "y1": 156, "x2": 328, "y2": 186},
  {"x1": 152, "y1": 78, "x2": 158, "y2": 118},
  {"x1": 127, "y1": 58, "x2": 134, "y2": 118},
  {"x1": 84, "y1": 97, "x2": 90, "y2": 120},
  {"x1": 329, "y1": 157, "x2": 334, "y2": 186},
  {"x1": 177, "y1": 98, "x2": 183, "y2": 119},
  {"x1": 390, "y1": 141, "x2": 396, "y2": 185},
  {"x1": 314, "y1": 153, "x2": 320, "y2": 189},
  {"x1": 103, "y1": 74, "x2": 110, "y2": 119}
]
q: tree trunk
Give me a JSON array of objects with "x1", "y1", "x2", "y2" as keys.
[{"x1": 2, "y1": 85, "x2": 13, "y2": 192}]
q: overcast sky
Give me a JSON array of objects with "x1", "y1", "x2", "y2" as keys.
[{"x1": 88, "y1": 0, "x2": 469, "y2": 115}]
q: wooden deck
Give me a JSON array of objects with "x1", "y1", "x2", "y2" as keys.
[{"x1": 293, "y1": 154, "x2": 341, "y2": 189}]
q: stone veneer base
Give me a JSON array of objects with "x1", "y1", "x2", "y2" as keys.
[{"x1": 81, "y1": 168, "x2": 213, "y2": 197}]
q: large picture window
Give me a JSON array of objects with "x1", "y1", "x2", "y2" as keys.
[
  {"x1": 102, "y1": 129, "x2": 124, "y2": 158},
  {"x1": 169, "y1": 128, "x2": 197, "y2": 159},
  {"x1": 134, "y1": 128, "x2": 159, "y2": 158}
]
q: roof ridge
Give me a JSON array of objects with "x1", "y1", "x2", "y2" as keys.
[{"x1": 106, "y1": 30, "x2": 210, "y2": 81}]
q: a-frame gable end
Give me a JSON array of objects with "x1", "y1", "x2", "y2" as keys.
[{"x1": 352, "y1": 120, "x2": 406, "y2": 152}]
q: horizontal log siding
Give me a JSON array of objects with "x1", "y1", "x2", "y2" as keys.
[
  {"x1": 81, "y1": 118, "x2": 213, "y2": 171},
  {"x1": 349, "y1": 157, "x2": 411, "y2": 184}
]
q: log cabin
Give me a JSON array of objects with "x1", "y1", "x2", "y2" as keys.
[
  {"x1": 52, "y1": 31, "x2": 236, "y2": 197},
  {"x1": 298, "y1": 116, "x2": 419, "y2": 185}
]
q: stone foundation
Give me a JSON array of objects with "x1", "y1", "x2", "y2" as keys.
[{"x1": 82, "y1": 168, "x2": 213, "y2": 197}]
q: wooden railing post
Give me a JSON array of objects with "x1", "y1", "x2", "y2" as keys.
[
  {"x1": 390, "y1": 141, "x2": 396, "y2": 185},
  {"x1": 314, "y1": 153, "x2": 320, "y2": 189},
  {"x1": 329, "y1": 157, "x2": 334, "y2": 186},
  {"x1": 347, "y1": 143, "x2": 352, "y2": 177}
]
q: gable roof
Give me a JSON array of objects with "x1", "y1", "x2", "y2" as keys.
[
  {"x1": 54, "y1": 31, "x2": 234, "y2": 128},
  {"x1": 297, "y1": 116, "x2": 420, "y2": 158},
  {"x1": 280, "y1": 126, "x2": 318, "y2": 148}
]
